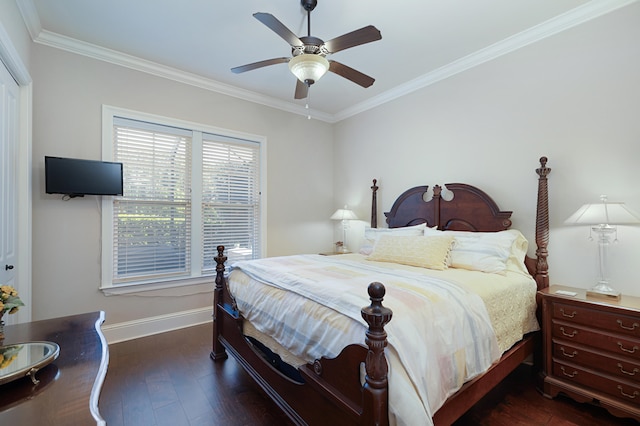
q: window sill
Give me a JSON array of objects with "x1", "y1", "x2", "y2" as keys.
[{"x1": 100, "y1": 276, "x2": 214, "y2": 296}]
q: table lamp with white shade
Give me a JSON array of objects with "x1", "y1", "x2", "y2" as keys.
[
  {"x1": 565, "y1": 195, "x2": 640, "y2": 299},
  {"x1": 331, "y1": 205, "x2": 358, "y2": 253}
]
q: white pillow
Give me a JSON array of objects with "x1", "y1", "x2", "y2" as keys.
[
  {"x1": 359, "y1": 223, "x2": 427, "y2": 255},
  {"x1": 505, "y1": 230, "x2": 530, "y2": 275},
  {"x1": 424, "y1": 228, "x2": 524, "y2": 274},
  {"x1": 367, "y1": 234, "x2": 454, "y2": 270}
]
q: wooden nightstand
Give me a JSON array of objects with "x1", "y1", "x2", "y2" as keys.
[
  {"x1": 319, "y1": 251, "x2": 351, "y2": 256},
  {"x1": 538, "y1": 285, "x2": 640, "y2": 421}
]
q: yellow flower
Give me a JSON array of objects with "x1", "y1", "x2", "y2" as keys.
[
  {"x1": 0, "y1": 285, "x2": 23, "y2": 315},
  {"x1": 0, "y1": 354, "x2": 17, "y2": 369},
  {"x1": 0, "y1": 345, "x2": 22, "y2": 369}
]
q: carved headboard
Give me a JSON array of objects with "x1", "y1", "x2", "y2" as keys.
[
  {"x1": 369, "y1": 157, "x2": 551, "y2": 290},
  {"x1": 384, "y1": 183, "x2": 513, "y2": 231}
]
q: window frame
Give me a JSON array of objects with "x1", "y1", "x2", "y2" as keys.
[{"x1": 100, "y1": 105, "x2": 267, "y2": 294}]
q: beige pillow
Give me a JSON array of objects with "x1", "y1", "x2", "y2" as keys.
[{"x1": 367, "y1": 234, "x2": 454, "y2": 270}]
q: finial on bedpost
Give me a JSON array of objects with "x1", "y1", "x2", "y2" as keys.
[
  {"x1": 371, "y1": 179, "x2": 379, "y2": 229},
  {"x1": 535, "y1": 157, "x2": 551, "y2": 289},
  {"x1": 211, "y1": 245, "x2": 228, "y2": 361},
  {"x1": 361, "y1": 282, "x2": 392, "y2": 426}
]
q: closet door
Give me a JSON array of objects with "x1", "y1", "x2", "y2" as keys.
[{"x1": 0, "y1": 59, "x2": 19, "y2": 322}]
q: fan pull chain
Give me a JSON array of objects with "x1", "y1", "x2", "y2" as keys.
[{"x1": 306, "y1": 89, "x2": 312, "y2": 120}]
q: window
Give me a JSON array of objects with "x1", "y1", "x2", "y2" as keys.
[
  {"x1": 101, "y1": 106, "x2": 264, "y2": 291},
  {"x1": 201, "y1": 135, "x2": 261, "y2": 272}
]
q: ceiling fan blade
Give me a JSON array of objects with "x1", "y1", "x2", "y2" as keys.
[
  {"x1": 253, "y1": 12, "x2": 304, "y2": 47},
  {"x1": 323, "y1": 25, "x2": 382, "y2": 54},
  {"x1": 294, "y1": 79, "x2": 309, "y2": 99},
  {"x1": 231, "y1": 57, "x2": 290, "y2": 74},
  {"x1": 328, "y1": 60, "x2": 375, "y2": 88}
]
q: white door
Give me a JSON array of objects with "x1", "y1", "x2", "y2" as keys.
[{"x1": 0, "y1": 59, "x2": 19, "y2": 324}]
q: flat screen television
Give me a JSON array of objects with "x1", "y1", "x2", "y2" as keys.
[{"x1": 45, "y1": 156, "x2": 123, "y2": 197}]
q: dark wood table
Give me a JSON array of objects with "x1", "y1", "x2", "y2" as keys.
[{"x1": 0, "y1": 311, "x2": 108, "y2": 425}]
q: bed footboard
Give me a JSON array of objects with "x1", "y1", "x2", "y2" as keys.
[{"x1": 211, "y1": 246, "x2": 393, "y2": 425}]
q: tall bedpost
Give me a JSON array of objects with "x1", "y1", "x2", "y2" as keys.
[
  {"x1": 535, "y1": 157, "x2": 551, "y2": 290},
  {"x1": 361, "y1": 282, "x2": 392, "y2": 426},
  {"x1": 211, "y1": 245, "x2": 228, "y2": 361},
  {"x1": 371, "y1": 179, "x2": 379, "y2": 228}
]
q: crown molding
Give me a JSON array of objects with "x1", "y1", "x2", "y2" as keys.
[
  {"x1": 0, "y1": 21, "x2": 31, "y2": 85},
  {"x1": 34, "y1": 30, "x2": 333, "y2": 123},
  {"x1": 333, "y1": 0, "x2": 638, "y2": 122},
  {"x1": 24, "y1": 0, "x2": 637, "y2": 123}
]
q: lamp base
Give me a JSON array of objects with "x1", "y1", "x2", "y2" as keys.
[{"x1": 586, "y1": 282, "x2": 621, "y2": 300}]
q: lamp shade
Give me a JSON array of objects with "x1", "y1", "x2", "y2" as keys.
[
  {"x1": 288, "y1": 54, "x2": 329, "y2": 85},
  {"x1": 565, "y1": 196, "x2": 640, "y2": 225},
  {"x1": 331, "y1": 206, "x2": 358, "y2": 221}
]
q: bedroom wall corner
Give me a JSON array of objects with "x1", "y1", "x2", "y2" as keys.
[
  {"x1": 0, "y1": 0, "x2": 32, "y2": 71},
  {"x1": 333, "y1": 2, "x2": 640, "y2": 296},
  {"x1": 29, "y1": 43, "x2": 335, "y2": 326}
]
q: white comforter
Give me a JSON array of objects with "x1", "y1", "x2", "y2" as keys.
[{"x1": 229, "y1": 254, "x2": 538, "y2": 425}]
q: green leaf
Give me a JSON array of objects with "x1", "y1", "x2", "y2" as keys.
[{"x1": 3, "y1": 295, "x2": 24, "y2": 310}]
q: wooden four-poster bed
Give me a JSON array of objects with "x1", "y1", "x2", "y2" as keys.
[{"x1": 211, "y1": 157, "x2": 551, "y2": 425}]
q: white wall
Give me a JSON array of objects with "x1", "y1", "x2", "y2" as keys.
[
  {"x1": 30, "y1": 44, "x2": 334, "y2": 325},
  {"x1": 14, "y1": 1, "x2": 640, "y2": 336},
  {"x1": 0, "y1": 1, "x2": 33, "y2": 324},
  {"x1": 0, "y1": 0, "x2": 31, "y2": 69},
  {"x1": 334, "y1": 4, "x2": 640, "y2": 296}
]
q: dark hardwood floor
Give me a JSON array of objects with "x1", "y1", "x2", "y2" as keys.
[{"x1": 99, "y1": 323, "x2": 638, "y2": 425}]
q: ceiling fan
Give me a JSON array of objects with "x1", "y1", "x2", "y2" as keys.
[{"x1": 231, "y1": 0, "x2": 382, "y2": 100}]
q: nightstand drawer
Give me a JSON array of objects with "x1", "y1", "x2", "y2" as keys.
[
  {"x1": 540, "y1": 286, "x2": 640, "y2": 421},
  {"x1": 553, "y1": 301, "x2": 640, "y2": 338},
  {"x1": 552, "y1": 321, "x2": 640, "y2": 361},
  {"x1": 553, "y1": 340, "x2": 640, "y2": 382},
  {"x1": 553, "y1": 360, "x2": 640, "y2": 404}
]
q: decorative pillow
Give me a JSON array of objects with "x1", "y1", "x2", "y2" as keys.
[
  {"x1": 359, "y1": 223, "x2": 427, "y2": 255},
  {"x1": 423, "y1": 228, "x2": 522, "y2": 274},
  {"x1": 367, "y1": 234, "x2": 454, "y2": 270}
]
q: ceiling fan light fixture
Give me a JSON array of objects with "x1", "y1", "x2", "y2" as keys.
[{"x1": 288, "y1": 54, "x2": 329, "y2": 86}]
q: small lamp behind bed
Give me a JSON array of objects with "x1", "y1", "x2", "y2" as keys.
[
  {"x1": 565, "y1": 195, "x2": 640, "y2": 299},
  {"x1": 331, "y1": 205, "x2": 358, "y2": 253}
]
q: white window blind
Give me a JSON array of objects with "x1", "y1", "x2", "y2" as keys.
[
  {"x1": 105, "y1": 111, "x2": 263, "y2": 289},
  {"x1": 202, "y1": 135, "x2": 260, "y2": 271},
  {"x1": 112, "y1": 118, "x2": 192, "y2": 283}
]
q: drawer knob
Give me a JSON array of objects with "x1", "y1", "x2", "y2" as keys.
[
  {"x1": 617, "y1": 342, "x2": 639, "y2": 354},
  {"x1": 560, "y1": 327, "x2": 578, "y2": 338},
  {"x1": 617, "y1": 319, "x2": 640, "y2": 331},
  {"x1": 618, "y1": 363, "x2": 639, "y2": 376},
  {"x1": 560, "y1": 347, "x2": 577, "y2": 358},
  {"x1": 617, "y1": 385, "x2": 639, "y2": 399},
  {"x1": 560, "y1": 366, "x2": 578, "y2": 378},
  {"x1": 560, "y1": 308, "x2": 577, "y2": 318}
]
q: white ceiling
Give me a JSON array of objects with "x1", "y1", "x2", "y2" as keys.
[{"x1": 17, "y1": 0, "x2": 634, "y2": 121}]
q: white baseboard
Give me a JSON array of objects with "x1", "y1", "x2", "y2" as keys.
[{"x1": 102, "y1": 306, "x2": 213, "y2": 344}]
